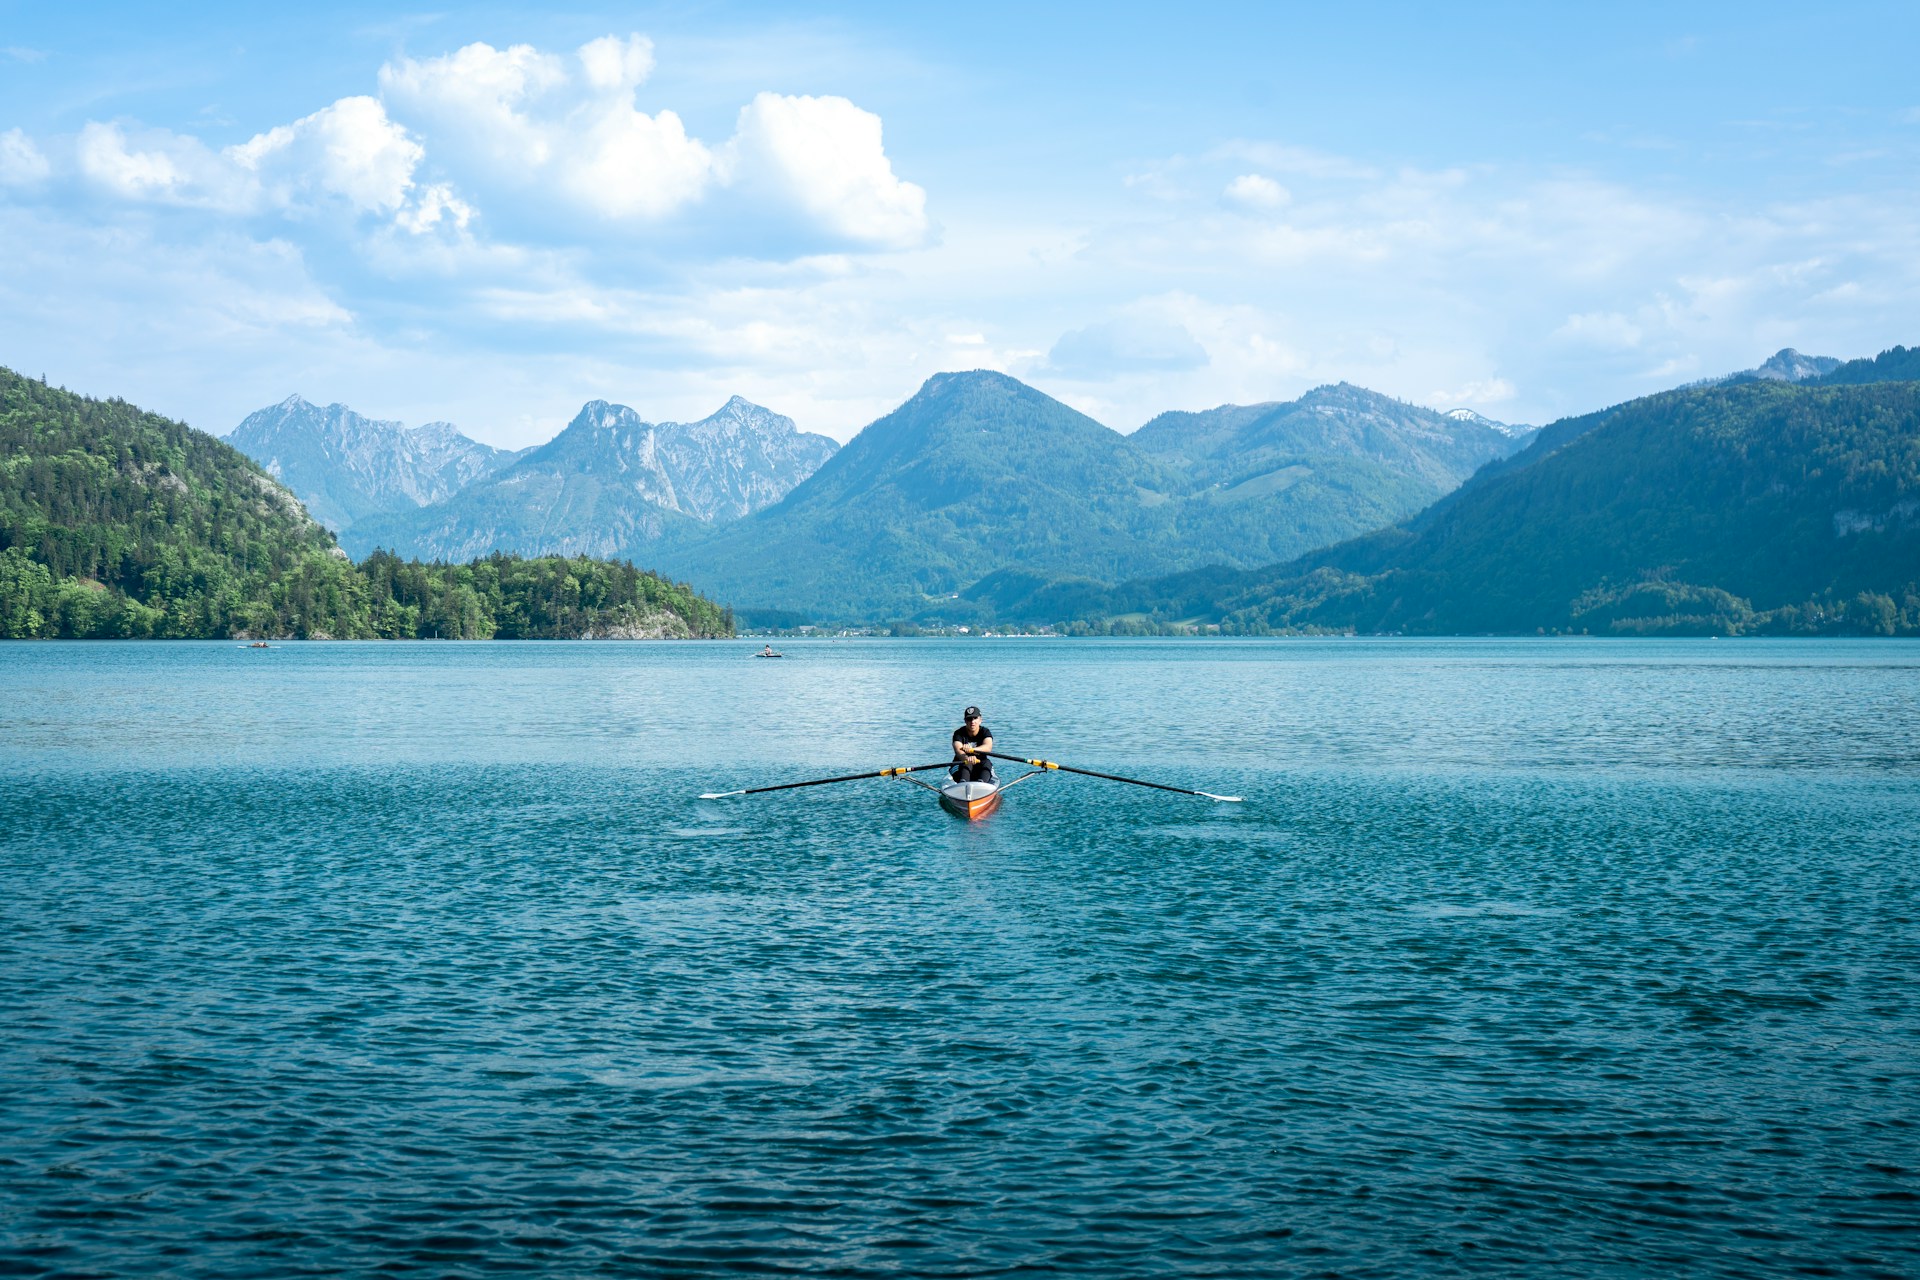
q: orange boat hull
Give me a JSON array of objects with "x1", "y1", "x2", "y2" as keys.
[{"x1": 939, "y1": 780, "x2": 1002, "y2": 820}]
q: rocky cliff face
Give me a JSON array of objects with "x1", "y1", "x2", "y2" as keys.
[
  {"x1": 1744, "y1": 348, "x2": 1843, "y2": 383},
  {"x1": 534, "y1": 396, "x2": 838, "y2": 522},
  {"x1": 337, "y1": 395, "x2": 837, "y2": 561},
  {"x1": 227, "y1": 396, "x2": 520, "y2": 533}
]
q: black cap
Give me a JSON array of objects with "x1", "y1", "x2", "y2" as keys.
[{"x1": 964, "y1": 706, "x2": 981, "y2": 718}]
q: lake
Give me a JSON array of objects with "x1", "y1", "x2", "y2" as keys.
[{"x1": 3, "y1": 638, "x2": 1917, "y2": 1277}]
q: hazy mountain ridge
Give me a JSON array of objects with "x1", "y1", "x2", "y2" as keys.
[
  {"x1": 1131, "y1": 382, "x2": 1524, "y2": 492},
  {"x1": 227, "y1": 396, "x2": 523, "y2": 534},
  {"x1": 341, "y1": 395, "x2": 838, "y2": 561}
]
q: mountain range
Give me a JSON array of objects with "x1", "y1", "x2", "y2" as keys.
[
  {"x1": 1063, "y1": 352, "x2": 1920, "y2": 636},
  {"x1": 647, "y1": 375, "x2": 1527, "y2": 620},
  {"x1": 340, "y1": 396, "x2": 838, "y2": 561},
  {"x1": 204, "y1": 342, "x2": 1919, "y2": 634},
  {"x1": 227, "y1": 374, "x2": 1530, "y2": 621}
]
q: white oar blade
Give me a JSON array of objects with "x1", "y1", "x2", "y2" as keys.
[
  {"x1": 698, "y1": 790, "x2": 744, "y2": 800},
  {"x1": 1200, "y1": 792, "x2": 1243, "y2": 803}
]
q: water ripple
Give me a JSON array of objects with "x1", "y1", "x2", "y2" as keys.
[{"x1": 2, "y1": 640, "x2": 1918, "y2": 1277}]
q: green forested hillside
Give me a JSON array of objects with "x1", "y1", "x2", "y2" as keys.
[
  {"x1": 1087, "y1": 380, "x2": 1920, "y2": 636},
  {"x1": 0, "y1": 369, "x2": 732, "y2": 639},
  {"x1": 1814, "y1": 345, "x2": 1920, "y2": 386},
  {"x1": 355, "y1": 550, "x2": 733, "y2": 639},
  {"x1": 652, "y1": 371, "x2": 1191, "y2": 620},
  {"x1": 653, "y1": 371, "x2": 1527, "y2": 622}
]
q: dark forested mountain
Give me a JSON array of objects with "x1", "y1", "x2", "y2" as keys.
[
  {"x1": 652, "y1": 372, "x2": 1530, "y2": 621},
  {"x1": 0, "y1": 368, "x2": 732, "y2": 639},
  {"x1": 227, "y1": 396, "x2": 523, "y2": 534},
  {"x1": 1083, "y1": 378, "x2": 1920, "y2": 636},
  {"x1": 344, "y1": 396, "x2": 837, "y2": 561},
  {"x1": 1, "y1": 369, "x2": 365, "y2": 637},
  {"x1": 1813, "y1": 345, "x2": 1920, "y2": 386}
]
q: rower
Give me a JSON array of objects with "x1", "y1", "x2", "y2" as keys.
[{"x1": 951, "y1": 705, "x2": 995, "y2": 783}]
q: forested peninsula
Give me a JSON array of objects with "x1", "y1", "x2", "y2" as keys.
[{"x1": 0, "y1": 369, "x2": 733, "y2": 640}]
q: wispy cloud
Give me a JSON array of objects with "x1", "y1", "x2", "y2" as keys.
[
  {"x1": 1223, "y1": 174, "x2": 1288, "y2": 210},
  {"x1": 0, "y1": 129, "x2": 51, "y2": 185}
]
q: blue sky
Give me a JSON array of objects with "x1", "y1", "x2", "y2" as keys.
[{"x1": 2, "y1": 1, "x2": 1917, "y2": 445}]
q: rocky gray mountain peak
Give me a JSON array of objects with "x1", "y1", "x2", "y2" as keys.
[
  {"x1": 227, "y1": 396, "x2": 521, "y2": 533},
  {"x1": 334, "y1": 393, "x2": 838, "y2": 562},
  {"x1": 530, "y1": 396, "x2": 835, "y2": 522},
  {"x1": 1699, "y1": 348, "x2": 1844, "y2": 388},
  {"x1": 1747, "y1": 348, "x2": 1843, "y2": 383}
]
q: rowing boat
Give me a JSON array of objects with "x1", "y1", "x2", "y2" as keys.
[
  {"x1": 700, "y1": 752, "x2": 1239, "y2": 812},
  {"x1": 938, "y1": 778, "x2": 1002, "y2": 820}
]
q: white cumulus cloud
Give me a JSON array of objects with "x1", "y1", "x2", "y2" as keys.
[
  {"x1": 578, "y1": 33, "x2": 655, "y2": 93},
  {"x1": 231, "y1": 96, "x2": 424, "y2": 214},
  {"x1": 722, "y1": 93, "x2": 928, "y2": 248},
  {"x1": 71, "y1": 102, "x2": 440, "y2": 228},
  {"x1": 23, "y1": 33, "x2": 926, "y2": 260},
  {"x1": 379, "y1": 42, "x2": 927, "y2": 246},
  {"x1": 394, "y1": 183, "x2": 475, "y2": 235},
  {"x1": 378, "y1": 40, "x2": 570, "y2": 174},
  {"x1": 379, "y1": 36, "x2": 714, "y2": 221}
]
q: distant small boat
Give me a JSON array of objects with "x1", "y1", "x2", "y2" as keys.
[
  {"x1": 246, "y1": 642, "x2": 272, "y2": 648},
  {"x1": 755, "y1": 648, "x2": 784, "y2": 658},
  {"x1": 939, "y1": 777, "x2": 1002, "y2": 820}
]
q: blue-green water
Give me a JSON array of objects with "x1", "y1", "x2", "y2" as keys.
[{"x1": 3, "y1": 638, "x2": 1917, "y2": 1278}]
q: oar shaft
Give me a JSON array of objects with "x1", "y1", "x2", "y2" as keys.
[
  {"x1": 986, "y1": 752, "x2": 1238, "y2": 801},
  {"x1": 704, "y1": 762, "x2": 951, "y2": 799}
]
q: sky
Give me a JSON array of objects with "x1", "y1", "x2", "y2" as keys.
[{"x1": 2, "y1": 1, "x2": 1917, "y2": 446}]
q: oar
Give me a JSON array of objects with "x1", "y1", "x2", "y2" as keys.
[
  {"x1": 987, "y1": 753, "x2": 1242, "y2": 802},
  {"x1": 700, "y1": 763, "x2": 953, "y2": 800}
]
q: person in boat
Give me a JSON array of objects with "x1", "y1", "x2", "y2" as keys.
[
  {"x1": 951, "y1": 706, "x2": 996, "y2": 783},
  {"x1": 760, "y1": 644, "x2": 778, "y2": 656}
]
